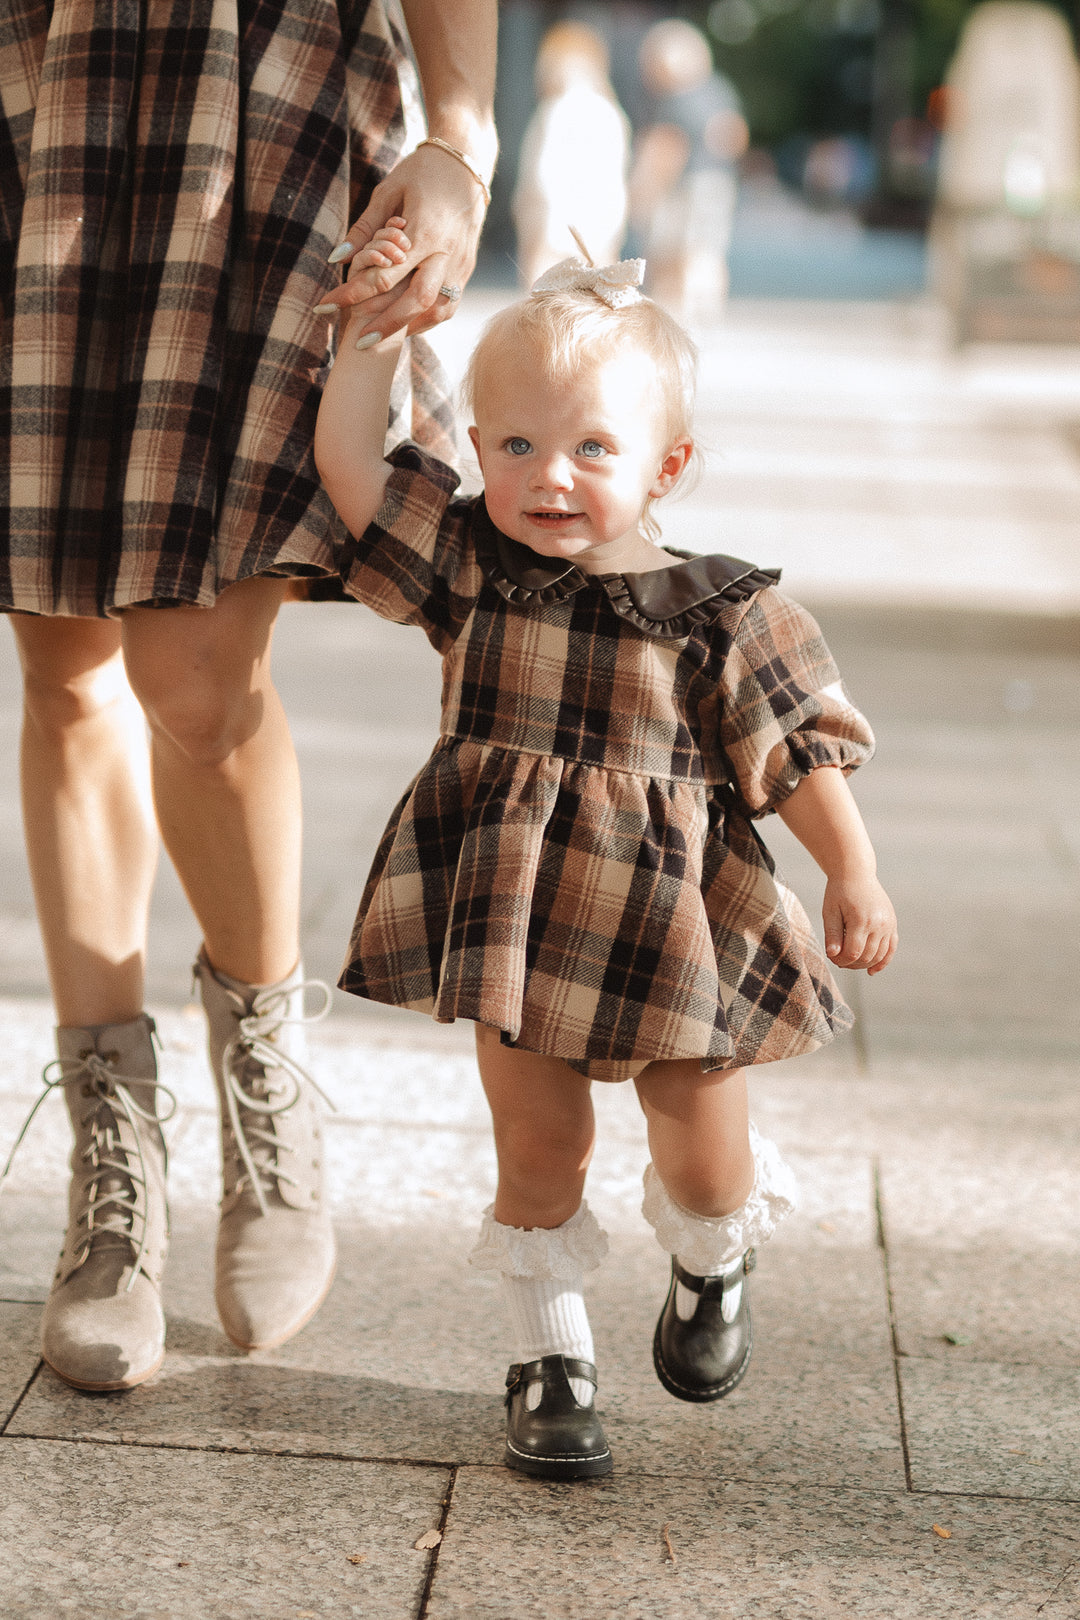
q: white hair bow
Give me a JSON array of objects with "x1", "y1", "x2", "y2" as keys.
[{"x1": 530, "y1": 256, "x2": 646, "y2": 310}]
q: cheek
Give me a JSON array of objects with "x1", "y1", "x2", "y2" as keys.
[{"x1": 481, "y1": 464, "x2": 520, "y2": 524}]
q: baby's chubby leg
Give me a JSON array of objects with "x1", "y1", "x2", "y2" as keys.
[
  {"x1": 474, "y1": 1023, "x2": 596, "y2": 1229},
  {"x1": 634, "y1": 1061, "x2": 797, "y2": 1403},
  {"x1": 470, "y1": 1026, "x2": 612, "y2": 1479},
  {"x1": 634, "y1": 1060, "x2": 755, "y2": 1216}
]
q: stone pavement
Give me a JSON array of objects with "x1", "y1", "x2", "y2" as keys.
[{"x1": 1, "y1": 299, "x2": 1079, "y2": 1618}]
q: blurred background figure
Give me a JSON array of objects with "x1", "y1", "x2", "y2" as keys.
[
  {"x1": 932, "y1": 1, "x2": 1080, "y2": 341},
  {"x1": 512, "y1": 20, "x2": 631, "y2": 285},
  {"x1": 937, "y1": 1, "x2": 1079, "y2": 216},
  {"x1": 629, "y1": 18, "x2": 748, "y2": 323}
]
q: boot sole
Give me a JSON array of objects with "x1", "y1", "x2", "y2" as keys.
[
  {"x1": 218, "y1": 1257, "x2": 337, "y2": 1352},
  {"x1": 42, "y1": 1346, "x2": 165, "y2": 1393},
  {"x1": 652, "y1": 1319, "x2": 753, "y2": 1404}
]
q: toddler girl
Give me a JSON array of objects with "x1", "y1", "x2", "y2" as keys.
[{"x1": 314, "y1": 226, "x2": 897, "y2": 1480}]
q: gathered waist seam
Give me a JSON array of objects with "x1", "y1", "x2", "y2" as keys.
[{"x1": 435, "y1": 731, "x2": 730, "y2": 790}]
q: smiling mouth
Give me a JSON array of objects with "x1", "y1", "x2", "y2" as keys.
[{"x1": 527, "y1": 510, "x2": 580, "y2": 525}]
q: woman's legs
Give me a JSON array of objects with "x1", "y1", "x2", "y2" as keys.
[
  {"x1": 14, "y1": 574, "x2": 304, "y2": 1014},
  {"x1": 13, "y1": 615, "x2": 168, "y2": 1387},
  {"x1": 13, "y1": 578, "x2": 324, "y2": 1378},
  {"x1": 13, "y1": 615, "x2": 158, "y2": 1026},
  {"x1": 123, "y1": 578, "x2": 333, "y2": 1350},
  {"x1": 120, "y1": 575, "x2": 301, "y2": 986}
]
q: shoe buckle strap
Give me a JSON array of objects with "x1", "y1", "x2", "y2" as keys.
[{"x1": 0, "y1": 1053, "x2": 176, "y2": 1292}]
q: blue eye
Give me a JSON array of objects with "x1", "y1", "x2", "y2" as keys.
[
  {"x1": 506, "y1": 437, "x2": 531, "y2": 456},
  {"x1": 579, "y1": 440, "x2": 606, "y2": 459}
]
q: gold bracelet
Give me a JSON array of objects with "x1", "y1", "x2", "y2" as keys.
[{"x1": 416, "y1": 137, "x2": 492, "y2": 207}]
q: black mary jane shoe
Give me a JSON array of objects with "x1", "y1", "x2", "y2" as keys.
[
  {"x1": 504, "y1": 1355, "x2": 614, "y2": 1480},
  {"x1": 652, "y1": 1250, "x2": 755, "y2": 1404}
]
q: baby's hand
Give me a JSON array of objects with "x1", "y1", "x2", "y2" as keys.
[
  {"x1": 312, "y1": 220, "x2": 411, "y2": 319},
  {"x1": 822, "y1": 874, "x2": 897, "y2": 975},
  {"x1": 348, "y1": 217, "x2": 411, "y2": 274}
]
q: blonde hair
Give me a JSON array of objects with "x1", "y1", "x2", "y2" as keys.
[{"x1": 462, "y1": 290, "x2": 698, "y2": 540}]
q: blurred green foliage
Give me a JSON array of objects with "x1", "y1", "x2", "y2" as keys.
[{"x1": 682, "y1": 0, "x2": 1077, "y2": 143}]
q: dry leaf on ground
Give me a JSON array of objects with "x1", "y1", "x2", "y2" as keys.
[
  {"x1": 932, "y1": 1525, "x2": 952, "y2": 1539},
  {"x1": 414, "y1": 1529, "x2": 442, "y2": 1550}
]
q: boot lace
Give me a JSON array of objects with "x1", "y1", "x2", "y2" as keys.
[
  {"x1": 0, "y1": 1051, "x2": 177, "y2": 1292},
  {"x1": 219, "y1": 978, "x2": 335, "y2": 1218}
]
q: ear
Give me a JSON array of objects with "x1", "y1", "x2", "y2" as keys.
[
  {"x1": 650, "y1": 437, "x2": 693, "y2": 499},
  {"x1": 467, "y1": 424, "x2": 483, "y2": 471}
]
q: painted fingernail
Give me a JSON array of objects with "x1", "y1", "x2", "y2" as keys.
[
  {"x1": 327, "y1": 241, "x2": 355, "y2": 264},
  {"x1": 355, "y1": 331, "x2": 381, "y2": 350},
  {"x1": 311, "y1": 303, "x2": 337, "y2": 315}
]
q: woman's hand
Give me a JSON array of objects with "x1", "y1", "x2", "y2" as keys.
[
  {"x1": 822, "y1": 873, "x2": 898, "y2": 975},
  {"x1": 318, "y1": 144, "x2": 489, "y2": 340}
]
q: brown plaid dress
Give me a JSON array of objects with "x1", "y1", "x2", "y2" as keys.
[
  {"x1": 338, "y1": 445, "x2": 877, "y2": 1081},
  {"x1": 0, "y1": 0, "x2": 454, "y2": 617}
]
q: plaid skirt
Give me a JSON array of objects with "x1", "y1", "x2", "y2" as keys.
[
  {"x1": 0, "y1": 0, "x2": 455, "y2": 616},
  {"x1": 342, "y1": 735, "x2": 856, "y2": 1083}
]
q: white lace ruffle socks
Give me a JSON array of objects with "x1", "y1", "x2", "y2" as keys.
[
  {"x1": 470, "y1": 1202, "x2": 609, "y2": 1407},
  {"x1": 642, "y1": 1123, "x2": 798, "y2": 1320}
]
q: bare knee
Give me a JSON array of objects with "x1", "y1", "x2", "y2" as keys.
[
  {"x1": 121, "y1": 581, "x2": 284, "y2": 769},
  {"x1": 14, "y1": 619, "x2": 128, "y2": 735},
  {"x1": 127, "y1": 663, "x2": 265, "y2": 769}
]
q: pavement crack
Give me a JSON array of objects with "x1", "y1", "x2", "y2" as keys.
[
  {"x1": 0, "y1": 1356, "x2": 44, "y2": 1435},
  {"x1": 1037, "y1": 1552, "x2": 1080, "y2": 1614},
  {"x1": 873, "y1": 1157, "x2": 913, "y2": 1491},
  {"x1": 416, "y1": 1463, "x2": 457, "y2": 1620}
]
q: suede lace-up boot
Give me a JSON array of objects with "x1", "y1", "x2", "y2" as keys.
[
  {"x1": 0, "y1": 1015, "x2": 173, "y2": 1391},
  {"x1": 194, "y1": 948, "x2": 336, "y2": 1350}
]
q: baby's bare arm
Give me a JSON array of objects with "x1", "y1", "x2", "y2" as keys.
[
  {"x1": 776, "y1": 765, "x2": 897, "y2": 975},
  {"x1": 314, "y1": 223, "x2": 410, "y2": 538}
]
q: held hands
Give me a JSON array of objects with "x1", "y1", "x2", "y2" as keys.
[
  {"x1": 822, "y1": 872, "x2": 897, "y2": 976},
  {"x1": 313, "y1": 219, "x2": 412, "y2": 342},
  {"x1": 313, "y1": 142, "x2": 488, "y2": 340}
]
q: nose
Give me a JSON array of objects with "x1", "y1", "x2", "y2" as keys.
[{"x1": 529, "y1": 451, "x2": 573, "y2": 492}]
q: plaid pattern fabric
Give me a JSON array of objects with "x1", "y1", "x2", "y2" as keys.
[
  {"x1": 0, "y1": 0, "x2": 455, "y2": 617},
  {"x1": 339, "y1": 446, "x2": 876, "y2": 1080}
]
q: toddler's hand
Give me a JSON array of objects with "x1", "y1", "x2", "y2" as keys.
[
  {"x1": 348, "y1": 218, "x2": 411, "y2": 275},
  {"x1": 312, "y1": 219, "x2": 412, "y2": 318},
  {"x1": 822, "y1": 874, "x2": 897, "y2": 975}
]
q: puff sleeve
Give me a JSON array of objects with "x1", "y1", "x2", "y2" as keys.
[
  {"x1": 339, "y1": 444, "x2": 482, "y2": 653},
  {"x1": 719, "y1": 589, "x2": 875, "y2": 817}
]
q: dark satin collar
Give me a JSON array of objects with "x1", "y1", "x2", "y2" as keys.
[{"x1": 472, "y1": 498, "x2": 780, "y2": 639}]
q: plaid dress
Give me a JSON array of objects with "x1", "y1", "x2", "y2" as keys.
[
  {"x1": 0, "y1": 0, "x2": 454, "y2": 617},
  {"x1": 338, "y1": 445, "x2": 877, "y2": 1082}
]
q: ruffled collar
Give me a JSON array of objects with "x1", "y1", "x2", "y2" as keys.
[{"x1": 472, "y1": 498, "x2": 780, "y2": 640}]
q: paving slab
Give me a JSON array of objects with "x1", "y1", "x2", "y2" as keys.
[
  {"x1": 901, "y1": 1359, "x2": 1080, "y2": 1502},
  {"x1": 888, "y1": 1248, "x2": 1080, "y2": 1367},
  {"x1": 0, "y1": 1436, "x2": 447, "y2": 1620},
  {"x1": 426, "y1": 1468, "x2": 1080, "y2": 1620},
  {"x1": 7, "y1": 1149, "x2": 903, "y2": 1491},
  {"x1": 0, "y1": 1302, "x2": 40, "y2": 1417}
]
